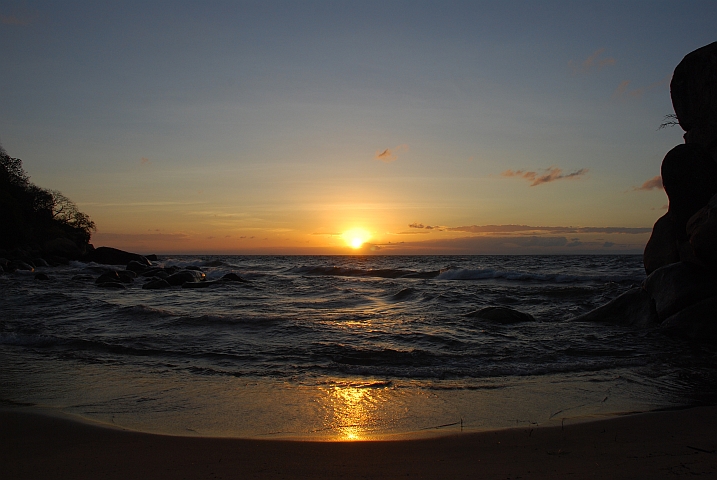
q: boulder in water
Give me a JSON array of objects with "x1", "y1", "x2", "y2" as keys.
[
  {"x1": 661, "y1": 296, "x2": 717, "y2": 341},
  {"x1": 221, "y1": 272, "x2": 249, "y2": 283},
  {"x1": 87, "y1": 247, "x2": 151, "y2": 267},
  {"x1": 126, "y1": 260, "x2": 150, "y2": 273},
  {"x1": 166, "y1": 270, "x2": 205, "y2": 286},
  {"x1": 11, "y1": 260, "x2": 34, "y2": 272},
  {"x1": 32, "y1": 258, "x2": 49, "y2": 268},
  {"x1": 142, "y1": 278, "x2": 171, "y2": 290},
  {"x1": 140, "y1": 267, "x2": 167, "y2": 278},
  {"x1": 465, "y1": 306, "x2": 535, "y2": 324},
  {"x1": 643, "y1": 262, "x2": 717, "y2": 321},
  {"x1": 182, "y1": 280, "x2": 221, "y2": 289},
  {"x1": 572, "y1": 287, "x2": 658, "y2": 327}
]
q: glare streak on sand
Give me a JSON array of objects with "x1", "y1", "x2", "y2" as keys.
[{"x1": 321, "y1": 383, "x2": 395, "y2": 441}]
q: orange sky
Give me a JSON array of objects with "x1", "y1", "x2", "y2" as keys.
[{"x1": 3, "y1": 2, "x2": 713, "y2": 254}]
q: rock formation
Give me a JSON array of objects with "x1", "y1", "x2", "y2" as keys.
[{"x1": 586, "y1": 42, "x2": 717, "y2": 341}]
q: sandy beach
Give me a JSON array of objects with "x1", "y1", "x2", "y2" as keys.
[{"x1": 2, "y1": 406, "x2": 715, "y2": 479}]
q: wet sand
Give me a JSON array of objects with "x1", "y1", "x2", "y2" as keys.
[{"x1": 2, "y1": 406, "x2": 716, "y2": 479}]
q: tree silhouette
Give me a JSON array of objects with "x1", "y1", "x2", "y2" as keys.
[{"x1": 0, "y1": 144, "x2": 95, "y2": 251}]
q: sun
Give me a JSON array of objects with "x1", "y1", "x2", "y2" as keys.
[{"x1": 342, "y1": 228, "x2": 371, "y2": 249}]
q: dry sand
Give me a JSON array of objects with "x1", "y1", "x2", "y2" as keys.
[{"x1": 2, "y1": 406, "x2": 716, "y2": 479}]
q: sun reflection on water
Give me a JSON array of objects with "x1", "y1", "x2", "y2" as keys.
[{"x1": 322, "y1": 382, "x2": 391, "y2": 441}]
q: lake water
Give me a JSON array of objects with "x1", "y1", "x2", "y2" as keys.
[{"x1": 1, "y1": 255, "x2": 715, "y2": 440}]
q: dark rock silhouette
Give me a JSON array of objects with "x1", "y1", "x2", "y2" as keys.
[
  {"x1": 466, "y1": 306, "x2": 535, "y2": 324},
  {"x1": 584, "y1": 41, "x2": 717, "y2": 341},
  {"x1": 87, "y1": 247, "x2": 151, "y2": 267},
  {"x1": 573, "y1": 287, "x2": 657, "y2": 327},
  {"x1": 686, "y1": 195, "x2": 717, "y2": 269},
  {"x1": 182, "y1": 280, "x2": 221, "y2": 289},
  {"x1": 126, "y1": 260, "x2": 150, "y2": 273},
  {"x1": 670, "y1": 41, "x2": 717, "y2": 157},
  {"x1": 166, "y1": 270, "x2": 206, "y2": 286},
  {"x1": 643, "y1": 262, "x2": 717, "y2": 321},
  {"x1": 143, "y1": 278, "x2": 171, "y2": 290},
  {"x1": 221, "y1": 272, "x2": 249, "y2": 283},
  {"x1": 644, "y1": 140, "x2": 717, "y2": 274}
]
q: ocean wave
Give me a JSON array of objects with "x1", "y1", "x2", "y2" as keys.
[
  {"x1": 436, "y1": 267, "x2": 641, "y2": 284},
  {"x1": 289, "y1": 265, "x2": 440, "y2": 279}
]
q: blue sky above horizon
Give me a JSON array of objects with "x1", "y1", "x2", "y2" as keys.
[{"x1": 2, "y1": 1, "x2": 716, "y2": 254}]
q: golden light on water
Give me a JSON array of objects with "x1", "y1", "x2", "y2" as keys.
[
  {"x1": 323, "y1": 383, "x2": 389, "y2": 440},
  {"x1": 342, "y1": 228, "x2": 371, "y2": 249}
]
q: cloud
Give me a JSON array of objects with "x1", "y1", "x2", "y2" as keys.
[
  {"x1": 612, "y1": 80, "x2": 631, "y2": 99},
  {"x1": 374, "y1": 144, "x2": 408, "y2": 163},
  {"x1": 446, "y1": 224, "x2": 651, "y2": 235},
  {"x1": 1, "y1": 15, "x2": 26, "y2": 25},
  {"x1": 634, "y1": 175, "x2": 663, "y2": 191},
  {"x1": 407, "y1": 223, "x2": 445, "y2": 231},
  {"x1": 570, "y1": 48, "x2": 615, "y2": 74},
  {"x1": 0, "y1": 7, "x2": 38, "y2": 26},
  {"x1": 603, "y1": 241, "x2": 615, "y2": 248},
  {"x1": 613, "y1": 74, "x2": 671, "y2": 100},
  {"x1": 501, "y1": 166, "x2": 588, "y2": 186},
  {"x1": 375, "y1": 235, "x2": 644, "y2": 254}
]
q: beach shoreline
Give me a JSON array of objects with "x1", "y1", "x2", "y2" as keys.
[{"x1": 3, "y1": 405, "x2": 716, "y2": 479}]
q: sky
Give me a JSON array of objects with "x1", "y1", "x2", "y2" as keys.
[{"x1": 1, "y1": 1, "x2": 716, "y2": 255}]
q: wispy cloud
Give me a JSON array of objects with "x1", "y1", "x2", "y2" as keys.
[
  {"x1": 501, "y1": 166, "x2": 588, "y2": 186},
  {"x1": 634, "y1": 175, "x2": 663, "y2": 191},
  {"x1": 446, "y1": 224, "x2": 651, "y2": 235},
  {"x1": 1, "y1": 15, "x2": 26, "y2": 25},
  {"x1": 0, "y1": 7, "x2": 38, "y2": 26},
  {"x1": 570, "y1": 48, "x2": 615, "y2": 74},
  {"x1": 376, "y1": 235, "x2": 643, "y2": 254},
  {"x1": 407, "y1": 223, "x2": 650, "y2": 235},
  {"x1": 612, "y1": 80, "x2": 631, "y2": 98},
  {"x1": 612, "y1": 74, "x2": 671, "y2": 100},
  {"x1": 408, "y1": 223, "x2": 445, "y2": 231},
  {"x1": 374, "y1": 144, "x2": 408, "y2": 163}
]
